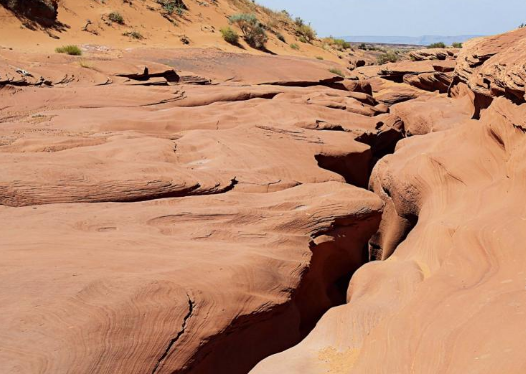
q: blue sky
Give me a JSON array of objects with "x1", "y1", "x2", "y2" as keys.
[{"x1": 257, "y1": 0, "x2": 526, "y2": 37}]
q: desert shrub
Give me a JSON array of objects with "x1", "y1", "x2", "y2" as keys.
[
  {"x1": 427, "y1": 42, "x2": 446, "y2": 49},
  {"x1": 264, "y1": 8, "x2": 294, "y2": 29},
  {"x1": 228, "y1": 13, "x2": 257, "y2": 34},
  {"x1": 221, "y1": 26, "x2": 239, "y2": 45},
  {"x1": 358, "y1": 43, "x2": 367, "y2": 50},
  {"x1": 175, "y1": 6, "x2": 185, "y2": 15},
  {"x1": 157, "y1": 0, "x2": 187, "y2": 15},
  {"x1": 298, "y1": 36, "x2": 307, "y2": 43},
  {"x1": 452, "y1": 42, "x2": 463, "y2": 48},
  {"x1": 296, "y1": 23, "x2": 316, "y2": 43},
  {"x1": 108, "y1": 11, "x2": 124, "y2": 24},
  {"x1": 228, "y1": 13, "x2": 268, "y2": 49},
  {"x1": 377, "y1": 51, "x2": 399, "y2": 65},
  {"x1": 334, "y1": 39, "x2": 351, "y2": 50},
  {"x1": 290, "y1": 43, "x2": 299, "y2": 50},
  {"x1": 294, "y1": 17, "x2": 304, "y2": 27},
  {"x1": 316, "y1": 56, "x2": 324, "y2": 60},
  {"x1": 276, "y1": 32, "x2": 286, "y2": 43},
  {"x1": 123, "y1": 30, "x2": 144, "y2": 39},
  {"x1": 55, "y1": 45, "x2": 82, "y2": 55},
  {"x1": 245, "y1": 25, "x2": 267, "y2": 49},
  {"x1": 329, "y1": 68, "x2": 345, "y2": 77},
  {"x1": 519, "y1": 23, "x2": 526, "y2": 28},
  {"x1": 325, "y1": 37, "x2": 351, "y2": 50}
]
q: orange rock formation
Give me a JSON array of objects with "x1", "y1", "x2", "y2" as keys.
[{"x1": 2, "y1": 3, "x2": 526, "y2": 374}]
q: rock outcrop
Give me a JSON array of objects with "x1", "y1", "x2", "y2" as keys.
[
  {"x1": 252, "y1": 27, "x2": 526, "y2": 374},
  {"x1": 409, "y1": 47, "x2": 459, "y2": 61},
  {"x1": 456, "y1": 27, "x2": 526, "y2": 104}
]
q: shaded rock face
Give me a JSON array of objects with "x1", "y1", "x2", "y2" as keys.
[
  {"x1": 0, "y1": 0, "x2": 58, "y2": 26},
  {"x1": 378, "y1": 60, "x2": 456, "y2": 93}
]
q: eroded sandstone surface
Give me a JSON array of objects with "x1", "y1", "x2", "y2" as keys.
[
  {"x1": 0, "y1": 48, "x2": 393, "y2": 373},
  {"x1": 252, "y1": 27, "x2": 526, "y2": 374},
  {"x1": 3, "y1": 13, "x2": 526, "y2": 374}
]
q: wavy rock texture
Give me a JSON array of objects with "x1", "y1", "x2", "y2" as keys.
[
  {"x1": 4, "y1": 18, "x2": 526, "y2": 374},
  {"x1": 252, "y1": 27, "x2": 526, "y2": 374},
  {"x1": 0, "y1": 48, "x2": 391, "y2": 373},
  {"x1": 1, "y1": 182, "x2": 383, "y2": 374}
]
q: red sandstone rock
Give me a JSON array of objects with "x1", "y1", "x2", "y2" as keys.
[
  {"x1": 252, "y1": 28, "x2": 526, "y2": 374},
  {"x1": 0, "y1": 48, "x2": 386, "y2": 374}
]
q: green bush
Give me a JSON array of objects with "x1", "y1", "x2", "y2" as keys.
[
  {"x1": 296, "y1": 23, "x2": 316, "y2": 43},
  {"x1": 298, "y1": 36, "x2": 307, "y2": 43},
  {"x1": 427, "y1": 42, "x2": 446, "y2": 49},
  {"x1": 123, "y1": 31, "x2": 144, "y2": 40},
  {"x1": 358, "y1": 43, "x2": 367, "y2": 50},
  {"x1": 452, "y1": 42, "x2": 463, "y2": 48},
  {"x1": 221, "y1": 27, "x2": 239, "y2": 45},
  {"x1": 228, "y1": 13, "x2": 268, "y2": 49},
  {"x1": 329, "y1": 68, "x2": 345, "y2": 77},
  {"x1": 377, "y1": 51, "x2": 399, "y2": 65},
  {"x1": 55, "y1": 45, "x2": 82, "y2": 56},
  {"x1": 290, "y1": 43, "x2": 299, "y2": 50},
  {"x1": 157, "y1": 0, "x2": 187, "y2": 15},
  {"x1": 336, "y1": 39, "x2": 351, "y2": 50},
  {"x1": 108, "y1": 11, "x2": 124, "y2": 24},
  {"x1": 326, "y1": 37, "x2": 351, "y2": 50}
]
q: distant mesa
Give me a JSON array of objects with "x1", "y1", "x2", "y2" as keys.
[{"x1": 341, "y1": 35, "x2": 483, "y2": 46}]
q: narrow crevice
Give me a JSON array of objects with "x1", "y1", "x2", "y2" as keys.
[
  {"x1": 152, "y1": 294, "x2": 195, "y2": 374},
  {"x1": 472, "y1": 92, "x2": 494, "y2": 119},
  {"x1": 315, "y1": 150, "x2": 371, "y2": 188},
  {"x1": 355, "y1": 128, "x2": 404, "y2": 174},
  {"x1": 261, "y1": 76, "x2": 345, "y2": 89},
  {"x1": 116, "y1": 67, "x2": 180, "y2": 83},
  {"x1": 314, "y1": 124, "x2": 405, "y2": 190},
  {"x1": 175, "y1": 211, "x2": 382, "y2": 374}
]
